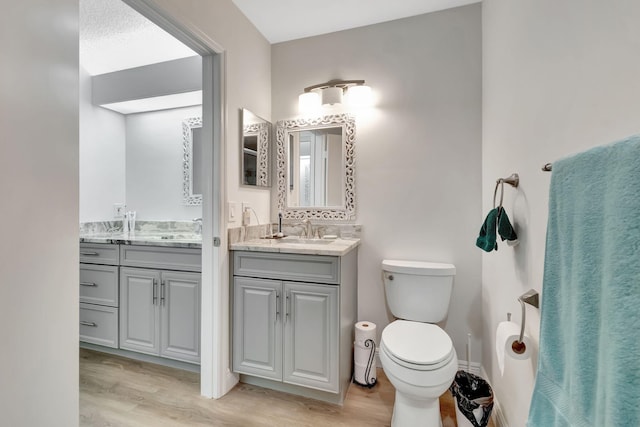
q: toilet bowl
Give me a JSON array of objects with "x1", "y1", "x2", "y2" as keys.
[
  {"x1": 380, "y1": 320, "x2": 458, "y2": 427},
  {"x1": 380, "y1": 260, "x2": 457, "y2": 427}
]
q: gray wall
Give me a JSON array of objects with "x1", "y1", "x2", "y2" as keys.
[
  {"x1": 126, "y1": 105, "x2": 202, "y2": 219},
  {"x1": 272, "y1": 4, "x2": 483, "y2": 363},
  {"x1": 483, "y1": 0, "x2": 640, "y2": 425},
  {"x1": 147, "y1": 0, "x2": 273, "y2": 226},
  {"x1": 80, "y1": 67, "x2": 127, "y2": 222},
  {"x1": 0, "y1": 1, "x2": 79, "y2": 425}
]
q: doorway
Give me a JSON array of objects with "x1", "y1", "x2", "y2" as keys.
[{"x1": 79, "y1": 0, "x2": 225, "y2": 398}]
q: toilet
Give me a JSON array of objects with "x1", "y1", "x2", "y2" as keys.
[{"x1": 380, "y1": 260, "x2": 458, "y2": 427}]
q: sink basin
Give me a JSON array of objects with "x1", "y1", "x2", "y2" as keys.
[
  {"x1": 136, "y1": 234, "x2": 201, "y2": 241},
  {"x1": 278, "y1": 237, "x2": 335, "y2": 245}
]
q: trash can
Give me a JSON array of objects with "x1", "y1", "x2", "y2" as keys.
[{"x1": 450, "y1": 370, "x2": 494, "y2": 427}]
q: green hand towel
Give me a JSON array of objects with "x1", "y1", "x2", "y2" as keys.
[
  {"x1": 497, "y1": 207, "x2": 518, "y2": 243},
  {"x1": 476, "y1": 208, "x2": 499, "y2": 252}
]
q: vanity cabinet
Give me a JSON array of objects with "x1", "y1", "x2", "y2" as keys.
[
  {"x1": 232, "y1": 249, "x2": 356, "y2": 403},
  {"x1": 79, "y1": 242, "x2": 201, "y2": 365},
  {"x1": 79, "y1": 243, "x2": 120, "y2": 349},
  {"x1": 119, "y1": 245, "x2": 201, "y2": 364},
  {"x1": 233, "y1": 277, "x2": 339, "y2": 391}
]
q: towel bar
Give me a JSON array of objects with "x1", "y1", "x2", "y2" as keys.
[
  {"x1": 542, "y1": 163, "x2": 552, "y2": 172},
  {"x1": 513, "y1": 289, "x2": 539, "y2": 354}
]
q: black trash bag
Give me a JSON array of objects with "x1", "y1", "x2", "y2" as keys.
[{"x1": 449, "y1": 370, "x2": 494, "y2": 427}]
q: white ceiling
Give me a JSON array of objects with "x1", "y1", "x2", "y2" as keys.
[
  {"x1": 232, "y1": 0, "x2": 481, "y2": 44},
  {"x1": 79, "y1": 0, "x2": 480, "y2": 75},
  {"x1": 79, "y1": 0, "x2": 196, "y2": 75}
]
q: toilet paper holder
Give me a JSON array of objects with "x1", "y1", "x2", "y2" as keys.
[{"x1": 508, "y1": 289, "x2": 539, "y2": 354}]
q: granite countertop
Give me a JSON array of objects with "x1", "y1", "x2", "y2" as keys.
[
  {"x1": 229, "y1": 236, "x2": 360, "y2": 256},
  {"x1": 80, "y1": 232, "x2": 202, "y2": 249}
]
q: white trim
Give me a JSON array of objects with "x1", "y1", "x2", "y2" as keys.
[{"x1": 456, "y1": 360, "x2": 482, "y2": 376}]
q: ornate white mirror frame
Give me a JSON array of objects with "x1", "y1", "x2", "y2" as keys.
[
  {"x1": 182, "y1": 116, "x2": 202, "y2": 206},
  {"x1": 276, "y1": 113, "x2": 356, "y2": 221},
  {"x1": 241, "y1": 108, "x2": 271, "y2": 187}
]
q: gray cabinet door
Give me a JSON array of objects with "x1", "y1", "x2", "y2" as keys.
[
  {"x1": 119, "y1": 267, "x2": 161, "y2": 355},
  {"x1": 233, "y1": 277, "x2": 282, "y2": 380},
  {"x1": 283, "y1": 282, "x2": 339, "y2": 393},
  {"x1": 160, "y1": 271, "x2": 201, "y2": 363}
]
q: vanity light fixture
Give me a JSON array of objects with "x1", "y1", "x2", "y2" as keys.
[{"x1": 298, "y1": 79, "x2": 372, "y2": 113}]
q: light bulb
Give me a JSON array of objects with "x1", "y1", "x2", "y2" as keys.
[
  {"x1": 298, "y1": 91, "x2": 321, "y2": 114},
  {"x1": 321, "y1": 86, "x2": 343, "y2": 106},
  {"x1": 345, "y1": 85, "x2": 372, "y2": 108}
]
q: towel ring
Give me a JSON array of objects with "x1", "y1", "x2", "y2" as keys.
[
  {"x1": 493, "y1": 173, "x2": 520, "y2": 209},
  {"x1": 493, "y1": 181, "x2": 505, "y2": 209}
]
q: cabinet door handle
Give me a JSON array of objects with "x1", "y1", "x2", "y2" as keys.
[
  {"x1": 80, "y1": 321, "x2": 97, "y2": 327},
  {"x1": 153, "y1": 279, "x2": 158, "y2": 305},
  {"x1": 160, "y1": 281, "x2": 166, "y2": 306},
  {"x1": 80, "y1": 251, "x2": 99, "y2": 256},
  {"x1": 80, "y1": 282, "x2": 97, "y2": 287},
  {"x1": 285, "y1": 292, "x2": 290, "y2": 322},
  {"x1": 275, "y1": 291, "x2": 280, "y2": 320}
]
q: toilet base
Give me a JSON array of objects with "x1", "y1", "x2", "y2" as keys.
[{"x1": 391, "y1": 390, "x2": 442, "y2": 427}]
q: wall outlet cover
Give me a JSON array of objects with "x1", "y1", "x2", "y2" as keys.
[{"x1": 113, "y1": 203, "x2": 125, "y2": 218}]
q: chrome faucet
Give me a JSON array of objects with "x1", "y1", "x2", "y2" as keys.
[
  {"x1": 302, "y1": 219, "x2": 313, "y2": 238},
  {"x1": 192, "y1": 217, "x2": 203, "y2": 235}
]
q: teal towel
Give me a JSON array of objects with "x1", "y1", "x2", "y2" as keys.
[
  {"x1": 476, "y1": 208, "x2": 499, "y2": 252},
  {"x1": 476, "y1": 207, "x2": 518, "y2": 252},
  {"x1": 497, "y1": 208, "x2": 518, "y2": 243},
  {"x1": 528, "y1": 135, "x2": 640, "y2": 427}
]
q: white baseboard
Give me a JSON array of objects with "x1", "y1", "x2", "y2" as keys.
[{"x1": 457, "y1": 360, "x2": 482, "y2": 375}]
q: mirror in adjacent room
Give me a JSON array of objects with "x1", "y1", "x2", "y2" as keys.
[
  {"x1": 241, "y1": 108, "x2": 271, "y2": 187},
  {"x1": 182, "y1": 116, "x2": 203, "y2": 205},
  {"x1": 276, "y1": 114, "x2": 355, "y2": 220}
]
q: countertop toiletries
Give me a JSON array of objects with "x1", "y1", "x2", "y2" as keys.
[{"x1": 276, "y1": 212, "x2": 284, "y2": 237}]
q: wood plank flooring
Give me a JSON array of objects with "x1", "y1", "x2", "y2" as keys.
[{"x1": 80, "y1": 348, "x2": 493, "y2": 427}]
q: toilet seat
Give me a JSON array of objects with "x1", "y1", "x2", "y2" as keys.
[{"x1": 381, "y1": 320, "x2": 454, "y2": 371}]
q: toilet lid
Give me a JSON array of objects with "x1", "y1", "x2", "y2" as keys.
[{"x1": 381, "y1": 320, "x2": 454, "y2": 368}]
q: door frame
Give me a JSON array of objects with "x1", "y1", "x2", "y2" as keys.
[{"x1": 123, "y1": 0, "x2": 227, "y2": 398}]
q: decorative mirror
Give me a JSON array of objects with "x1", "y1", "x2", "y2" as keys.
[
  {"x1": 182, "y1": 116, "x2": 202, "y2": 205},
  {"x1": 241, "y1": 108, "x2": 271, "y2": 187},
  {"x1": 276, "y1": 114, "x2": 355, "y2": 220}
]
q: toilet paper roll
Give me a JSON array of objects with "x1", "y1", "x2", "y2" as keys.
[
  {"x1": 495, "y1": 321, "x2": 532, "y2": 376},
  {"x1": 355, "y1": 321, "x2": 376, "y2": 347},
  {"x1": 354, "y1": 360, "x2": 376, "y2": 385},
  {"x1": 354, "y1": 321, "x2": 377, "y2": 385}
]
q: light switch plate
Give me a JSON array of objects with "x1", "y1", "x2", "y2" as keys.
[{"x1": 228, "y1": 201, "x2": 241, "y2": 223}]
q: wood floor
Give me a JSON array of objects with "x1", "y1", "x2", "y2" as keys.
[{"x1": 80, "y1": 348, "x2": 493, "y2": 427}]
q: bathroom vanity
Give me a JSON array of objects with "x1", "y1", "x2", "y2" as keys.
[
  {"x1": 230, "y1": 237, "x2": 359, "y2": 404},
  {"x1": 79, "y1": 231, "x2": 202, "y2": 366}
]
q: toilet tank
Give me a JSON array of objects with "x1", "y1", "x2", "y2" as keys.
[{"x1": 382, "y1": 260, "x2": 456, "y2": 323}]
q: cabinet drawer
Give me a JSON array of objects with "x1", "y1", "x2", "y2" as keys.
[
  {"x1": 234, "y1": 251, "x2": 339, "y2": 284},
  {"x1": 120, "y1": 245, "x2": 202, "y2": 272},
  {"x1": 80, "y1": 243, "x2": 119, "y2": 265},
  {"x1": 79, "y1": 264, "x2": 118, "y2": 307},
  {"x1": 79, "y1": 303, "x2": 118, "y2": 348}
]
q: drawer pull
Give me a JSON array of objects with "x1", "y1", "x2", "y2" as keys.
[
  {"x1": 80, "y1": 321, "x2": 97, "y2": 327},
  {"x1": 161, "y1": 281, "x2": 166, "y2": 306},
  {"x1": 80, "y1": 251, "x2": 99, "y2": 256},
  {"x1": 153, "y1": 279, "x2": 158, "y2": 305},
  {"x1": 80, "y1": 282, "x2": 97, "y2": 287}
]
